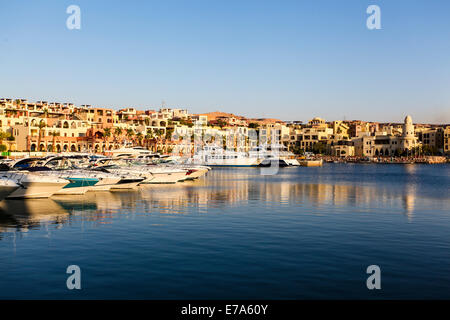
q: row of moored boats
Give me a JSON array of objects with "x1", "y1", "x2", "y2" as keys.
[{"x1": 0, "y1": 156, "x2": 210, "y2": 200}]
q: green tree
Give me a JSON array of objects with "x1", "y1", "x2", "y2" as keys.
[
  {"x1": 49, "y1": 130, "x2": 59, "y2": 152},
  {"x1": 145, "y1": 130, "x2": 154, "y2": 150},
  {"x1": 126, "y1": 128, "x2": 135, "y2": 143},
  {"x1": 312, "y1": 142, "x2": 326, "y2": 155},
  {"x1": 103, "y1": 127, "x2": 112, "y2": 151},
  {"x1": 136, "y1": 132, "x2": 144, "y2": 146},
  {"x1": 165, "y1": 127, "x2": 174, "y2": 139},
  {"x1": 37, "y1": 121, "x2": 46, "y2": 151}
]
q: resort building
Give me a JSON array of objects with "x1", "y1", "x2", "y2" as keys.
[
  {"x1": 352, "y1": 115, "x2": 420, "y2": 157},
  {"x1": 1, "y1": 98, "x2": 448, "y2": 157},
  {"x1": 444, "y1": 126, "x2": 450, "y2": 155}
]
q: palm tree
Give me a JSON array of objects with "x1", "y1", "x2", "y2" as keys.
[
  {"x1": 37, "y1": 121, "x2": 46, "y2": 151},
  {"x1": 126, "y1": 128, "x2": 135, "y2": 145},
  {"x1": 49, "y1": 130, "x2": 59, "y2": 152},
  {"x1": 42, "y1": 107, "x2": 49, "y2": 119},
  {"x1": 165, "y1": 127, "x2": 174, "y2": 140},
  {"x1": 114, "y1": 127, "x2": 122, "y2": 136},
  {"x1": 0, "y1": 130, "x2": 7, "y2": 144},
  {"x1": 145, "y1": 130, "x2": 154, "y2": 150},
  {"x1": 103, "y1": 127, "x2": 112, "y2": 151},
  {"x1": 136, "y1": 132, "x2": 143, "y2": 146},
  {"x1": 0, "y1": 130, "x2": 8, "y2": 152},
  {"x1": 113, "y1": 127, "x2": 123, "y2": 146}
]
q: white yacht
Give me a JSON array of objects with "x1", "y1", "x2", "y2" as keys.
[
  {"x1": 160, "y1": 164, "x2": 210, "y2": 181},
  {"x1": 41, "y1": 156, "x2": 122, "y2": 192},
  {"x1": 92, "y1": 158, "x2": 188, "y2": 184},
  {"x1": 138, "y1": 165, "x2": 188, "y2": 184},
  {"x1": 191, "y1": 145, "x2": 260, "y2": 167},
  {"x1": 2, "y1": 172, "x2": 69, "y2": 199}
]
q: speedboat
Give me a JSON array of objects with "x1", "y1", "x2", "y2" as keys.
[
  {"x1": 53, "y1": 175, "x2": 99, "y2": 195},
  {"x1": 40, "y1": 157, "x2": 122, "y2": 192},
  {"x1": 2, "y1": 172, "x2": 69, "y2": 199},
  {"x1": 140, "y1": 166, "x2": 188, "y2": 184},
  {"x1": 84, "y1": 171, "x2": 122, "y2": 191},
  {"x1": 164, "y1": 164, "x2": 210, "y2": 181},
  {"x1": 12, "y1": 157, "x2": 99, "y2": 195},
  {"x1": 0, "y1": 177, "x2": 20, "y2": 200},
  {"x1": 90, "y1": 166, "x2": 146, "y2": 189}
]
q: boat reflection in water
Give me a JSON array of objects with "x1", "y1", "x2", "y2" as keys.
[
  {"x1": 0, "y1": 199, "x2": 69, "y2": 235},
  {"x1": 0, "y1": 166, "x2": 438, "y2": 238}
]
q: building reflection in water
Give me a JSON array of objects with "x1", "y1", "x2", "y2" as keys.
[{"x1": 0, "y1": 168, "x2": 428, "y2": 238}]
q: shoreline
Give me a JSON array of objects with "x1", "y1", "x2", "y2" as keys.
[{"x1": 299, "y1": 155, "x2": 448, "y2": 164}]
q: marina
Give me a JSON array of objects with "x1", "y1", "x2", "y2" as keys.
[
  {"x1": 0, "y1": 163, "x2": 449, "y2": 299},
  {"x1": 1, "y1": 0, "x2": 449, "y2": 305}
]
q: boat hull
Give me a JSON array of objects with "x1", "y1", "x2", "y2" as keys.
[
  {"x1": 110, "y1": 178, "x2": 143, "y2": 190},
  {"x1": 182, "y1": 168, "x2": 209, "y2": 180},
  {"x1": 0, "y1": 184, "x2": 19, "y2": 201},
  {"x1": 141, "y1": 171, "x2": 187, "y2": 184},
  {"x1": 54, "y1": 177, "x2": 99, "y2": 195},
  {"x1": 87, "y1": 177, "x2": 122, "y2": 192},
  {"x1": 7, "y1": 181, "x2": 68, "y2": 199}
]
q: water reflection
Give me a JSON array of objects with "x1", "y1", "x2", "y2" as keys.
[
  {"x1": 0, "y1": 199, "x2": 69, "y2": 236},
  {"x1": 0, "y1": 167, "x2": 445, "y2": 238}
]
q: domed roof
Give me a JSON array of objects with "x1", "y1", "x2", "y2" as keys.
[{"x1": 404, "y1": 115, "x2": 412, "y2": 124}]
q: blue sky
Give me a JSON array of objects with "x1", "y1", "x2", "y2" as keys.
[{"x1": 0, "y1": 0, "x2": 449, "y2": 123}]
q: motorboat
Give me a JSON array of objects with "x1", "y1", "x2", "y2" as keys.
[
  {"x1": 89, "y1": 166, "x2": 146, "y2": 189},
  {"x1": 140, "y1": 165, "x2": 189, "y2": 184},
  {"x1": 41, "y1": 156, "x2": 121, "y2": 192},
  {"x1": 2, "y1": 171, "x2": 69, "y2": 199},
  {"x1": 91, "y1": 158, "x2": 187, "y2": 184}
]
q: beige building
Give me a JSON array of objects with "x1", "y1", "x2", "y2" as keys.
[
  {"x1": 353, "y1": 115, "x2": 419, "y2": 157},
  {"x1": 331, "y1": 141, "x2": 355, "y2": 157},
  {"x1": 289, "y1": 118, "x2": 333, "y2": 152},
  {"x1": 444, "y1": 126, "x2": 450, "y2": 155}
]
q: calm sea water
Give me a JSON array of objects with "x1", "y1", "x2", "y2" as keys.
[{"x1": 0, "y1": 164, "x2": 449, "y2": 299}]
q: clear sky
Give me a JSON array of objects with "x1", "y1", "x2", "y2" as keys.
[{"x1": 1, "y1": 0, "x2": 449, "y2": 123}]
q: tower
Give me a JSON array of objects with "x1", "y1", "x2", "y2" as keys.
[
  {"x1": 401, "y1": 115, "x2": 416, "y2": 151},
  {"x1": 403, "y1": 115, "x2": 414, "y2": 138}
]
